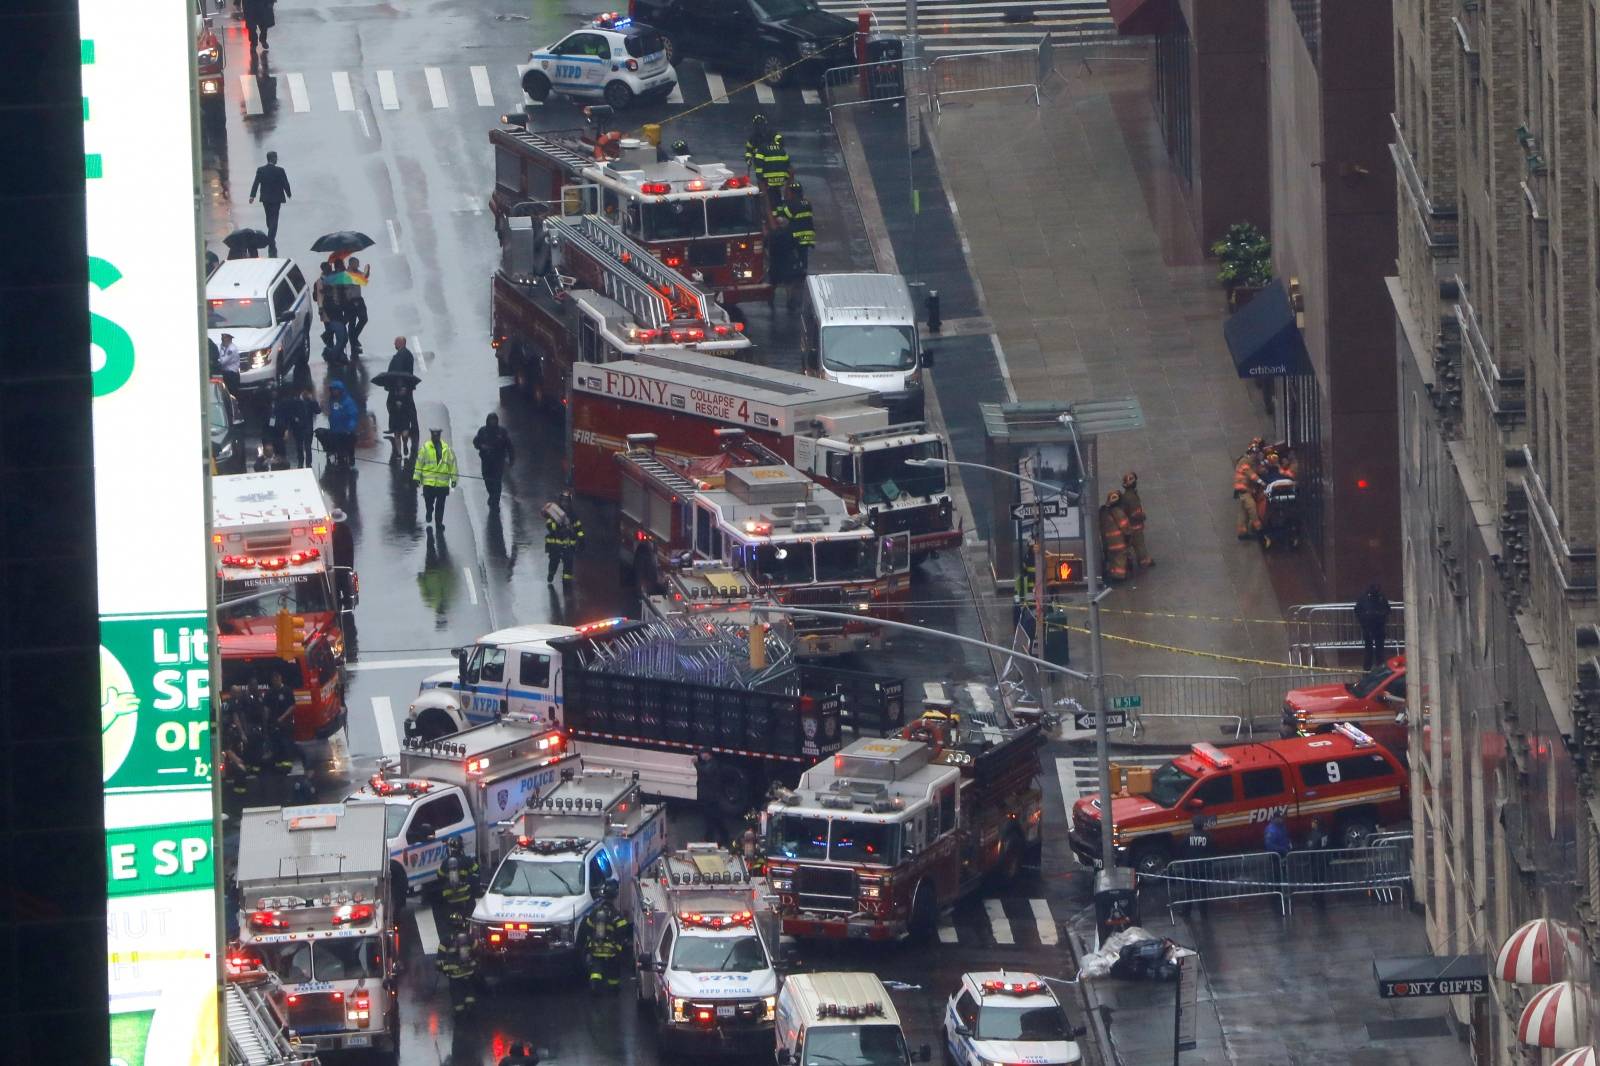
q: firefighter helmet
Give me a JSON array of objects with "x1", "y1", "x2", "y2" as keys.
[
  {"x1": 446, "y1": 834, "x2": 465, "y2": 856},
  {"x1": 599, "y1": 879, "x2": 620, "y2": 902},
  {"x1": 671, "y1": 139, "x2": 689, "y2": 154},
  {"x1": 1106, "y1": 490, "x2": 1122, "y2": 505},
  {"x1": 787, "y1": 180, "x2": 803, "y2": 195},
  {"x1": 1248, "y1": 436, "x2": 1266, "y2": 452},
  {"x1": 1122, "y1": 471, "x2": 1138, "y2": 489}
]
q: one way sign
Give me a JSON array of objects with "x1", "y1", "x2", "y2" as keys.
[
  {"x1": 1072, "y1": 710, "x2": 1128, "y2": 730},
  {"x1": 1011, "y1": 498, "x2": 1071, "y2": 520}
]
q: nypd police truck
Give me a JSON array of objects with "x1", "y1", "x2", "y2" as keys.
[
  {"x1": 345, "y1": 715, "x2": 578, "y2": 904},
  {"x1": 633, "y1": 843, "x2": 780, "y2": 1050},
  {"x1": 472, "y1": 766, "x2": 667, "y2": 975},
  {"x1": 233, "y1": 803, "x2": 399, "y2": 1060}
]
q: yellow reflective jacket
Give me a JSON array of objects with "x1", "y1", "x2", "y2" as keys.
[{"x1": 413, "y1": 440, "x2": 459, "y2": 489}]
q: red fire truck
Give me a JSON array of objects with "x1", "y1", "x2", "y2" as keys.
[
  {"x1": 764, "y1": 723, "x2": 1045, "y2": 941},
  {"x1": 490, "y1": 125, "x2": 768, "y2": 304},
  {"x1": 616, "y1": 443, "x2": 911, "y2": 658},
  {"x1": 569, "y1": 351, "x2": 963, "y2": 558},
  {"x1": 493, "y1": 213, "x2": 751, "y2": 409}
]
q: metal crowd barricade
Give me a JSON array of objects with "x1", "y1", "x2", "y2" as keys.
[
  {"x1": 821, "y1": 58, "x2": 911, "y2": 115},
  {"x1": 1287, "y1": 602, "x2": 1406, "y2": 666},
  {"x1": 1129, "y1": 675, "x2": 1250, "y2": 740},
  {"x1": 929, "y1": 33, "x2": 1048, "y2": 111},
  {"x1": 1159, "y1": 851, "x2": 1286, "y2": 921},
  {"x1": 1283, "y1": 845, "x2": 1411, "y2": 909}
]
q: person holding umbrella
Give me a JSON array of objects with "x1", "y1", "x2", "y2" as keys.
[
  {"x1": 344, "y1": 257, "x2": 371, "y2": 354},
  {"x1": 370, "y1": 369, "x2": 421, "y2": 463},
  {"x1": 222, "y1": 228, "x2": 269, "y2": 261}
]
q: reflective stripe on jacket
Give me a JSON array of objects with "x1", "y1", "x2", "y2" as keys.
[{"x1": 413, "y1": 440, "x2": 459, "y2": 488}]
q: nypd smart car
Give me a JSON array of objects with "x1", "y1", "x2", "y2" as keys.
[
  {"x1": 519, "y1": 13, "x2": 675, "y2": 111},
  {"x1": 944, "y1": 972, "x2": 1084, "y2": 1066}
]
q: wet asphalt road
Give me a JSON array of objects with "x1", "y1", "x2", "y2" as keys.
[{"x1": 203, "y1": 2, "x2": 1089, "y2": 1063}]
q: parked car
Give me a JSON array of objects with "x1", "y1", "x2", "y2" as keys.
[{"x1": 628, "y1": 0, "x2": 855, "y2": 85}]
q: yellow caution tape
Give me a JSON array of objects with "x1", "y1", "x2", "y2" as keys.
[
  {"x1": 1041, "y1": 619, "x2": 1350, "y2": 674},
  {"x1": 645, "y1": 33, "x2": 859, "y2": 135}
]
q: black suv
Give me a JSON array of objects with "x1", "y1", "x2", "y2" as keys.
[{"x1": 629, "y1": 0, "x2": 856, "y2": 85}]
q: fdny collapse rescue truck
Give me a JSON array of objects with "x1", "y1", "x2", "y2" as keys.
[
  {"x1": 232, "y1": 803, "x2": 399, "y2": 1060},
  {"x1": 472, "y1": 766, "x2": 667, "y2": 975},
  {"x1": 212, "y1": 470, "x2": 353, "y2": 741},
  {"x1": 489, "y1": 125, "x2": 768, "y2": 303},
  {"x1": 616, "y1": 443, "x2": 911, "y2": 657},
  {"x1": 633, "y1": 843, "x2": 780, "y2": 1049},
  {"x1": 571, "y1": 349, "x2": 963, "y2": 557},
  {"x1": 407, "y1": 617, "x2": 903, "y2": 813},
  {"x1": 344, "y1": 715, "x2": 579, "y2": 903},
  {"x1": 493, "y1": 212, "x2": 751, "y2": 410},
  {"x1": 765, "y1": 719, "x2": 1045, "y2": 942}
]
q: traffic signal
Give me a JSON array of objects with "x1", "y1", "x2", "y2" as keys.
[
  {"x1": 1055, "y1": 558, "x2": 1075, "y2": 583},
  {"x1": 274, "y1": 609, "x2": 308, "y2": 658}
]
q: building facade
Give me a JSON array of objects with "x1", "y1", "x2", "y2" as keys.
[{"x1": 1389, "y1": 0, "x2": 1598, "y2": 1059}]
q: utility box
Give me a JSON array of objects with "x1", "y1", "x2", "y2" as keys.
[{"x1": 1094, "y1": 867, "x2": 1138, "y2": 945}]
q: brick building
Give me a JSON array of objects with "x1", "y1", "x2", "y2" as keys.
[{"x1": 1388, "y1": 0, "x2": 1598, "y2": 1058}]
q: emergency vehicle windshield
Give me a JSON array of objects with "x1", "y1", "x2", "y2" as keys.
[
  {"x1": 672, "y1": 933, "x2": 768, "y2": 973},
  {"x1": 253, "y1": 937, "x2": 385, "y2": 983},
  {"x1": 861, "y1": 444, "x2": 946, "y2": 505},
  {"x1": 1145, "y1": 763, "x2": 1198, "y2": 808},
  {"x1": 383, "y1": 804, "x2": 408, "y2": 837},
  {"x1": 218, "y1": 573, "x2": 335, "y2": 620},
  {"x1": 815, "y1": 539, "x2": 876, "y2": 583},
  {"x1": 707, "y1": 195, "x2": 764, "y2": 236},
  {"x1": 643, "y1": 200, "x2": 704, "y2": 240},
  {"x1": 208, "y1": 297, "x2": 273, "y2": 330},
  {"x1": 803, "y1": 1025, "x2": 909, "y2": 1066},
  {"x1": 491, "y1": 858, "x2": 586, "y2": 897},
  {"x1": 768, "y1": 814, "x2": 899, "y2": 866},
  {"x1": 821, "y1": 325, "x2": 917, "y2": 373},
  {"x1": 1347, "y1": 661, "x2": 1400, "y2": 698},
  {"x1": 976, "y1": 1002, "x2": 1072, "y2": 1040},
  {"x1": 749, "y1": 542, "x2": 815, "y2": 585}
]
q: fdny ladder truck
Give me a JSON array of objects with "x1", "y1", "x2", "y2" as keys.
[
  {"x1": 494, "y1": 212, "x2": 750, "y2": 409},
  {"x1": 764, "y1": 713, "x2": 1045, "y2": 942},
  {"x1": 616, "y1": 442, "x2": 912, "y2": 658},
  {"x1": 489, "y1": 126, "x2": 768, "y2": 303}
]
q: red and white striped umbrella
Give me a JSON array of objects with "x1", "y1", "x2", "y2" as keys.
[
  {"x1": 1518, "y1": 982, "x2": 1587, "y2": 1048},
  {"x1": 1499, "y1": 918, "x2": 1582, "y2": 984},
  {"x1": 1553, "y1": 1047, "x2": 1597, "y2": 1066}
]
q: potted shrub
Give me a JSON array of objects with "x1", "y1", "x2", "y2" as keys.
[{"x1": 1210, "y1": 223, "x2": 1273, "y2": 310}]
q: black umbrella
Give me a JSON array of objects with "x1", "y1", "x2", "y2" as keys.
[
  {"x1": 311, "y1": 230, "x2": 376, "y2": 255},
  {"x1": 223, "y1": 227, "x2": 270, "y2": 250},
  {"x1": 371, "y1": 371, "x2": 421, "y2": 391}
]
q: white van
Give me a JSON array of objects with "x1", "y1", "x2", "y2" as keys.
[
  {"x1": 802, "y1": 274, "x2": 927, "y2": 423},
  {"x1": 776, "y1": 972, "x2": 931, "y2": 1066},
  {"x1": 206, "y1": 257, "x2": 313, "y2": 390}
]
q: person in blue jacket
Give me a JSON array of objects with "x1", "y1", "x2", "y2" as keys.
[{"x1": 327, "y1": 380, "x2": 359, "y2": 467}]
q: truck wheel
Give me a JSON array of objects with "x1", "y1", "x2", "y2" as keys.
[
  {"x1": 758, "y1": 52, "x2": 788, "y2": 86},
  {"x1": 389, "y1": 862, "x2": 409, "y2": 909},
  {"x1": 1132, "y1": 843, "x2": 1171, "y2": 876},
  {"x1": 662, "y1": 34, "x2": 680, "y2": 66},
  {"x1": 522, "y1": 70, "x2": 551, "y2": 102},
  {"x1": 411, "y1": 708, "x2": 456, "y2": 742},
  {"x1": 908, "y1": 880, "x2": 938, "y2": 941},
  {"x1": 1337, "y1": 809, "x2": 1378, "y2": 849},
  {"x1": 604, "y1": 80, "x2": 635, "y2": 110}
]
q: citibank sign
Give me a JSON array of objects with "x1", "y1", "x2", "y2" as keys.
[{"x1": 1248, "y1": 364, "x2": 1289, "y2": 377}]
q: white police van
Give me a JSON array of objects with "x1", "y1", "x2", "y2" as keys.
[
  {"x1": 520, "y1": 13, "x2": 675, "y2": 111},
  {"x1": 943, "y1": 972, "x2": 1084, "y2": 1066}
]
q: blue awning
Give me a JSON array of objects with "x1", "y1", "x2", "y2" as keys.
[{"x1": 1224, "y1": 278, "x2": 1313, "y2": 379}]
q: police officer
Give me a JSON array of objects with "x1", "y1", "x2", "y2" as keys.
[
  {"x1": 436, "y1": 926, "x2": 478, "y2": 1015},
  {"x1": 414, "y1": 427, "x2": 460, "y2": 528},
  {"x1": 544, "y1": 492, "x2": 584, "y2": 583},
  {"x1": 580, "y1": 880, "x2": 630, "y2": 993},
  {"x1": 776, "y1": 181, "x2": 815, "y2": 271},
  {"x1": 440, "y1": 835, "x2": 480, "y2": 910},
  {"x1": 1181, "y1": 814, "x2": 1211, "y2": 914}
]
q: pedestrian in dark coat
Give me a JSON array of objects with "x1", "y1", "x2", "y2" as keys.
[
  {"x1": 473, "y1": 413, "x2": 515, "y2": 511},
  {"x1": 767, "y1": 216, "x2": 804, "y2": 310},
  {"x1": 1354, "y1": 583, "x2": 1391, "y2": 670},
  {"x1": 387, "y1": 336, "x2": 416, "y2": 375},
  {"x1": 385, "y1": 384, "x2": 418, "y2": 463},
  {"x1": 696, "y1": 749, "x2": 731, "y2": 844},
  {"x1": 242, "y1": 0, "x2": 275, "y2": 52},
  {"x1": 248, "y1": 150, "x2": 291, "y2": 254},
  {"x1": 289, "y1": 386, "x2": 319, "y2": 467}
]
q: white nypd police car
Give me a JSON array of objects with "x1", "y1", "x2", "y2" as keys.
[
  {"x1": 520, "y1": 13, "x2": 675, "y2": 111},
  {"x1": 944, "y1": 972, "x2": 1084, "y2": 1066}
]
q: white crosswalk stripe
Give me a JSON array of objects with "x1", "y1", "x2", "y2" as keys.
[
  {"x1": 801, "y1": 87, "x2": 820, "y2": 105},
  {"x1": 667, "y1": 80, "x2": 685, "y2": 103},
  {"x1": 816, "y1": 0, "x2": 1113, "y2": 52},
  {"x1": 470, "y1": 65, "x2": 495, "y2": 107},
  {"x1": 286, "y1": 72, "x2": 309, "y2": 113},
  {"x1": 984, "y1": 898, "x2": 1014, "y2": 945},
  {"x1": 240, "y1": 73, "x2": 262, "y2": 115},
  {"x1": 703, "y1": 70, "x2": 730, "y2": 103},
  {"x1": 1030, "y1": 898, "x2": 1058, "y2": 945},
  {"x1": 370, "y1": 696, "x2": 400, "y2": 757},
  {"x1": 754, "y1": 80, "x2": 776, "y2": 105},
  {"x1": 425, "y1": 66, "x2": 450, "y2": 109},
  {"x1": 938, "y1": 914, "x2": 958, "y2": 944},
  {"x1": 332, "y1": 70, "x2": 355, "y2": 111},
  {"x1": 376, "y1": 69, "x2": 400, "y2": 110},
  {"x1": 414, "y1": 907, "x2": 441, "y2": 956}
]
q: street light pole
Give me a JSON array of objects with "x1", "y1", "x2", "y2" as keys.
[{"x1": 1067, "y1": 429, "x2": 1116, "y2": 873}]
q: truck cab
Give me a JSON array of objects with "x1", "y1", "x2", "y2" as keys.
[
  {"x1": 473, "y1": 767, "x2": 668, "y2": 972},
  {"x1": 802, "y1": 274, "x2": 927, "y2": 423},
  {"x1": 634, "y1": 844, "x2": 780, "y2": 1048},
  {"x1": 1282, "y1": 655, "x2": 1408, "y2": 753},
  {"x1": 775, "y1": 972, "x2": 930, "y2": 1066},
  {"x1": 409, "y1": 622, "x2": 594, "y2": 739}
]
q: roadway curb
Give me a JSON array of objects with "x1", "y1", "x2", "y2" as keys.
[{"x1": 1067, "y1": 919, "x2": 1121, "y2": 1066}]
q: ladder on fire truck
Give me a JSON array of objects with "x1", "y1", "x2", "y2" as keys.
[
  {"x1": 621, "y1": 445, "x2": 700, "y2": 499},
  {"x1": 550, "y1": 214, "x2": 737, "y2": 333},
  {"x1": 504, "y1": 126, "x2": 599, "y2": 179}
]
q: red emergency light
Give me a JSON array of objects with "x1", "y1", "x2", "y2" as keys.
[
  {"x1": 629, "y1": 327, "x2": 661, "y2": 342},
  {"x1": 1190, "y1": 742, "x2": 1233, "y2": 769},
  {"x1": 982, "y1": 979, "x2": 1044, "y2": 995},
  {"x1": 536, "y1": 733, "x2": 565, "y2": 751},
  {"x1": 575, "y1": 617, "x2": 627, "y2": 634},
  {"x1": 686, "y1": 179, "x2": 707, "y2": 191},
  {"x1": 678, "y1": 909, "x2": 753, "y2": 929},
  {"x1": 722, "y1": 176, "x2": 750, "y2": 189},
  {"x1": 331, "y1": 903, "x2": 375, "y2": 925},
  {"x1": 664, "y1": 256, "x2": 683, "y2": 268},
  {"x1": 348, "y1": 989, "x2": 371, "y2": 1027},
  {"x1": 248, "y1": 909, "x2": 287, "y2": 931},
  {"x1": 641, "y1": 181, "x2": 671, "y2": 195},
  {"x1": 695, "y1": 1008, "x2": 715, "y2": 1024},
  {"x1": 669, "y1": 327, "x2": 704, "y2": 342},
  {"x1": 466, "y1": 755, "x2": 492, "y2": 775}
]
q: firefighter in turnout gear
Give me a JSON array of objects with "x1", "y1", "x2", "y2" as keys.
[
  {"x1": 776, "y1": 182, "x2": 815, "y2": 270},
  {"x1": 437, "y1": 926, "x2": 479, "y2": 1015},
  {"x1": 1013, "y1": 550, "x2": 1037, "y2": 629},
  {"x1": 581, "y1": 880, "x2": 629, "y2": 992},
  {"x1": 1119, "y1": 471, "x2": 1154, "y2": 569},
  {"x1": 753, "y1": 135, "x2": 791, "y2": 209},
  {"x1": 744, "y1": 114, "x2": 772, "y2": 169},
  {"x1": 544, "y1": 492, "x2": 584, "y2": 583},
  {"x1": 1233, "y1": 438, "x2": 1266, "y2": 539},
  {"x1": 1099, "y1": 491, "x2": 1132, "y2": 582},
  {"x1": 440, "y1": 834, "x2": 479, "y2": 909}
]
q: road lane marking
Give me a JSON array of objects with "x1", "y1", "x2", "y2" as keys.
[
  {"x1": 1055, "y1": 757, "x2": 1077, "y2": 819},
  {"x1": 346, "y1": 656, "x2": 458, "y2": 672},
  {"x1": 463, "y1": 567, "x2": 479, "y2": 605},
  {"x1": 332, "y1": 70, "x2": 355, "y2": 111},
  {"x1": 754, "y1": 80, "x2": 775, "y2": 105},
  {"x1": 371, "y1": 696, "x2": 400, "y2": 757},
  {"x1": 425, "y1": 66, "x2": 449, "y2": 108},
  {"x1": 667, "y1": 81, "x2": 684, "y2": 104},
  {"x1": 1030, "y1": 899, "x2": 1058, "y2": 946},
  {"x1": 240, "y1": 74, "x2": 262, "y2": 115},
  {"x1": 937, "y1": 915, "x2": 957, "y2": 944},
  {"x1": 801, "y1": 88, "x2": 820, "y2": 105},
  {"x1": 376, "y1": 69, "x2": 400, "y2": 110},
  {"x1": 704, "y1": 71, "x2": 729, "y2": 103},
  {"x1": 985, "y1": 899, "x2": 1014, "y2": 945},
  {"x1": 415, "y1": 907, "x2": 441, "y2": 956},
  {"x1": 356, "y1": 109, "x2": 371, "y2": 138},
  {"x1": 386, "y1": 219, "x2": 401, "y2": 254},
  {"x1": 286, "y1": 72, "x2": 309, "y2": 112},
  {"x1": 470, "y1": 65, "x2": 495, "y2": 106}
]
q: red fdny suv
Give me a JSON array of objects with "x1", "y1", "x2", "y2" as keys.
[{"x1": 1281, "y1": 655, "x2": 1408, "y2": 754}]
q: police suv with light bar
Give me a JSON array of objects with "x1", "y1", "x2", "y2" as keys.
[
  {"x1": 944, "y1": 972, "x2": 1085, "y2": 1066},
  {"x1": 473, "y1": 766, "x2": 667, "y2": 973},
  {"x1": 519, "y1": 13, "x2": 674, "y2": 111},
  {"x1": 633, "y1": 843, "x2": 780, "y2": 1049}
]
